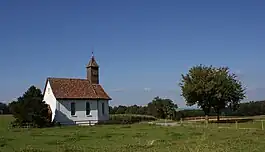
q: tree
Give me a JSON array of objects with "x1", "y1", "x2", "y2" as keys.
[
  {"x1": 0, "y1": 102, "x2": 10, "y2": 114},
  {"x1": 9, "y1": 86, "x2": 51, "y2": 128},
  {"x1": 125, "y1": 105, "x2": 140, "y2": 114},
  {"x1": 115, "y1": 106, "x2": 127, "y2": 114},
  {"x1": 147, "y1": 96, "x2": 178, "y2": 119},
  {"x1": 136, "y1": 106, "x2": 148, "y2": 115},
  {"x1": 210, "y1": 67, "x2": 245, "y2": 120},
  {"x1": 179, "y1": 65, "x2": 245, "y2": 121}
]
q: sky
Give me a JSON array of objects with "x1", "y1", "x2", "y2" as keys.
[{"x1": 0, "y1": 0, "x2": 265, "y2": 108}]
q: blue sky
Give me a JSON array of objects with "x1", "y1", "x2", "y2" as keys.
[{"x1": 0, "y1": 0, "x2": 265, "y2": 107}]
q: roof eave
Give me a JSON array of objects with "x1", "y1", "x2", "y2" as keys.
[
  {"x1": 56, "y1": 97, "x2": 111, "y2": 100},
  {"x1": 43, "y1": 78, "x2": 50, "y2": 96}
]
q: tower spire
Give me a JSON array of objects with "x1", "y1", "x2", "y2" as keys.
[
  {"x1": 86, "y1": 48, "x2": 99, "y2": 84},
  {"x1": 87, "y1": 47, "x2": 98, "y2": 68}
]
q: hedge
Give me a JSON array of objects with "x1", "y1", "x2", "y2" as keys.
[{"x1": 98, "y1": 114, "x2": 157, "y2": 125}]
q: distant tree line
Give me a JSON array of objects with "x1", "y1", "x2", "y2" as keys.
[
  {"x1": 109, "y1": 100, "x2": 265, "y2": 119},
  {"x1": 109, "y1": 96, "x2": 179, "y2": 120},
  {"x1": 180, "y1": 100, "x2": 265, "y2": 118},
  {"x1": 225, "y1": 100, "x2": 265, "y2": 116}
]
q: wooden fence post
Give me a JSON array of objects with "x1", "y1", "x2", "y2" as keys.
[
  {"x1": 205, "y1": 115, "x2": 208, "y2": 127},
  {"x1": 204, "y1": 118, "x2": 208, "y2": 128},
  {"x1": 180, "y1": 118, "x2": 183, "y2": 126},
  {"x1": 235, "y1": 121, "x2": 238, "y2": 129},
  {"x1": 262, "y1": 120, "x2": 264, "y2": 130}
]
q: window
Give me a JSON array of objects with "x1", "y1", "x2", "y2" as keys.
[
  {"x1": 102, "y1": 103, "x2": 105, "y2": 115},
  {"x1": 57, "y1": 101, "x2": 60, "y2": 111},
  {"x1": 71, "y1": 102, "x2": 76, "y2": 116},
  {"x1": 86, "y1": 102, "x2": 91, "y2": 115}
]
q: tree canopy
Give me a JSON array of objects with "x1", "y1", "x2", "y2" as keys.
[
  {"x1": 147, "y1": 96, "x2": 178, "y2": 119},
  {"x1": 179, "y1": 65, "x2": 245, "y2": 121},
  {"x1": 9, "y1": 86, "x2": 51, "y2": 128}
]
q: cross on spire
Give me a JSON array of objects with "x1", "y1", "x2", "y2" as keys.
[
  {"x1": 86, "y1": 48, "x2": 99, "y2": 68},
  {"x1": 91, "y1": 46, "x2": 94, "y2": 58},
  {"x1": 91, "y1": 51, "x2": 94, "y2": 58}
]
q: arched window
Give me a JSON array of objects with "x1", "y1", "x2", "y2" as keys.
[
  {"x1": 102, "y1": 102, "x2": 105, "y2": 115},
  {"x1": 86, "y1": 102, "x2": 91, "y2": 115},
  {"x1": 71, "y1": 102, "x2": 75, "y2": 116}
]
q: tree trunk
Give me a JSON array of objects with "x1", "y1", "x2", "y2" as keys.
[{"x1": 205, "y1": 115, "x2": 209, "y2": 124}]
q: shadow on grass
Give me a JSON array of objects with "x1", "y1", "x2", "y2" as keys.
[
  {"x1": 45, "y1": 133, "x2": 93, "y2": 146},
  {"x1": 0, "y1": 137, "x2": 14, "y2": 148},
  {"x1": 100, "y1": 132, "x2": 125, "y2": 139},
  {"x1": 132, "y1": 132, "x2": 148, "y2": 138}
]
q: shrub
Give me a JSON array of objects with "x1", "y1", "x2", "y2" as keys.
[
  {"x1": 99, "y1": 114, "x2": 157, "y2": 125},
  {"x1": 9, "y1": 86, "x2": 52, "y2": 128}
]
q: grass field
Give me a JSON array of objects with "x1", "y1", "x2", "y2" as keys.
[{"x1": 1, "y1": 115, "x2": 265, "y2": 152}]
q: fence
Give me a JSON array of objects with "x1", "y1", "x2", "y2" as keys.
[
  {"x1": 180, "y1": 119, "x2": 265, "y2": 130},
  {"x1": 183, "y1": 115, "x2": 265, "y2": 121}
]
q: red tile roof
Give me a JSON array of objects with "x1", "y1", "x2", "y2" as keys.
[{"x1": 45, "y1": 78, "x2": 111, "y2": 100}]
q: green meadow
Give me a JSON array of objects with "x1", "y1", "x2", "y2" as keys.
[{"x1": 1, "y1": 115, "x2": 265, "y2": 152}]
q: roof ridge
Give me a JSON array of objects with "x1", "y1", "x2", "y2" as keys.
[{"x1": 48, "y1": 77, "x2": 88, "y2": 81}]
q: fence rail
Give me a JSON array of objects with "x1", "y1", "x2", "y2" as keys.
[
  {"x1": 180, "y1": 119, "x2": 265, "y2": 130},
  {"x1": 183, "y1": 115, "x2": 265, "y2": 121}
]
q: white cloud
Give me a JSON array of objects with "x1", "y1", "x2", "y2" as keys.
[
  {"x1": 110, "y1": 88, "x2": 126, "y2": 92},
  {"x1": 144, "y1": 88, "x2": 151, "y2": 92}
]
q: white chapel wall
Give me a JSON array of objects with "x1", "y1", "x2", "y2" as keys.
[
  {"x1": 43, "y1": 81, "x2": 57, "y2": 121},
  {"x1": 97, "y1": 100, "x2": 110, "y2": 121},
  {"x1": 55, "y1": 99, "x2": 99, "y2": 125}
]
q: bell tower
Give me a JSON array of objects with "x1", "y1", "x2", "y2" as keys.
[{"x1": 86, "y1": 52, "x2": 99, "y2": 84}]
